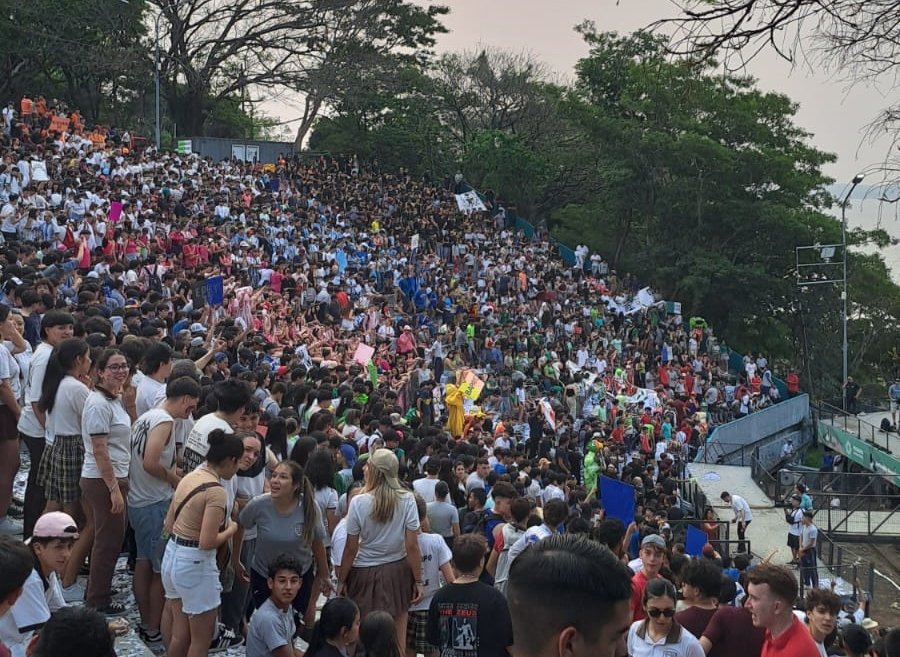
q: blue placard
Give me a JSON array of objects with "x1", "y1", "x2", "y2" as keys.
[
  {"x1": 686, "y1": 525, "x2": 709, "y2": 557},
  {"x1": 206, "y1": 276, "x2": 224, "y2": 306},
  {"x1": 599, "y1": 476, "x2": 635, "y2": 525}
]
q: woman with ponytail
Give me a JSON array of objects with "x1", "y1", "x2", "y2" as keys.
[
  {"x1": 338, "y1": 448, "x2": 423, "y2": 645},
  {"x1": 238, "y1": 459, "x2": 330, "y2": 631},
  {"x1": 37, "y1": 337, "x2": 92, "y2": 596},
  {"x1": 39, "y1": 337, "x2": 92, "y2": 504}
]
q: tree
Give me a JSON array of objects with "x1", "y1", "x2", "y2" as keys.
[
  {"x1": 149, "y1": 0, "x2": 447, "y2": 138},
  {"x1": 0, "y1": 0, "x2": 148, "y2": 124},
  {"x1": 650, "y1": 1, "x2": 900, "y2": 178}
]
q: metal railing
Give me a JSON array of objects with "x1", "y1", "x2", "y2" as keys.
[
  {"x1": 751, "y1": 455, "x2": 780, "y2": 500},
  {"x1": 815, "y1": 401, "x2": 894, "y2": 453},
  {"x1": 694, "y1": 441, "x2": 758, "y2": 466},
  {"x1": 800, "y1": 531, "x2": 876, "y2": 610},
  {"x1": 766, "y1": 468, "x2": 900, "y2": 538}
]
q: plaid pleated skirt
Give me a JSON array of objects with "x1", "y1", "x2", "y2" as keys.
[{"x1": 43, "y1": 434, "x2": 85, "y2": 504}]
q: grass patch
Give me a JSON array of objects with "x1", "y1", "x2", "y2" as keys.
[{"x1": 803, "y1": 445, "x2": 823, "y2": 468}]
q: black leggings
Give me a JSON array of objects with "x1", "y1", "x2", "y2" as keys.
[{"x1": 21, "y1": 433, "x2": 45, "y2": 539}]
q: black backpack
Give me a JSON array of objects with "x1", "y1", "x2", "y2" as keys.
[
  {"x1": 462, "y1": 509, "x2": 487, "y2": 536},
  {"x1": 144, "y1": 265, "x2": 163, "y2": 293},
  {"x1": 880, "y1": 418, "x2": 895, "y2": 433}
]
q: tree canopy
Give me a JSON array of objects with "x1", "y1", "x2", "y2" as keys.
[{"x1": 650, "y1": 0, "x2": 900, "y2": 180}]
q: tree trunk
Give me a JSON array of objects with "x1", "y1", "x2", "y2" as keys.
[{"x1": 294, "y1": 95, "x2": 322, "y2": 151}]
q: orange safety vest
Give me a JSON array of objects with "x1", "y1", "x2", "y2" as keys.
[{"x1": 20, "y1": 97, "x2": 33, "y2": 115}]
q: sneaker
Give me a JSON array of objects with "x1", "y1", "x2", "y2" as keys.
[
  {"x1": 97, "y1": 601, "x2": 128, "y2": 617},
  {"x1": 139, "y1": 626, "x2": 163, "y2": 645},
  {"x1": 209, "y1": 626, "x2": 243, "y2": 653},
  {"x1": 62, "y1": 581, "x2": 86, "y2": 603},
  {"x1": 0, "y1": 516, "x2": 23, "y2": 536}
]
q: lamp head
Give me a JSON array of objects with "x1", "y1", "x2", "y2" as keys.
[{"x1": 852, "y1": 174, "x2": 865, "y2": 184}]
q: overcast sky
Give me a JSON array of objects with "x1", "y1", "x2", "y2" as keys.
[{"x1": 263, "y1": 1, "x2": 890, "y2": 185}]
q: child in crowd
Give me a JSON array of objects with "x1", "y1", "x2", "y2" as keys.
[{"x1": 306, "y1": 597, "x2": 361, "y2": 657}]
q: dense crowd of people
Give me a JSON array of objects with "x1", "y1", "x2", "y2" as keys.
[{"x1": 0, "y1": 95, "x2": 879, "y2": 657}]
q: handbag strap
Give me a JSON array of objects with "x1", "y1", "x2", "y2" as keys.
[{"x1": 172, "y1": 480, "x2": 222, "y2": 524}]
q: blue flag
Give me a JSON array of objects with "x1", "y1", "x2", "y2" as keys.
[
  {"x1": 686, "y1": 525, "x2": 709, "y2": 557},
  {"x1": 599, "y1": 476, "x2": 635, "y2": 525}
]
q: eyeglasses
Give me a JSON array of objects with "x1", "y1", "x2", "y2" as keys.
[
  {"x1": 647, "y1": 608, "x2": 676, "y2": 618},
  {"x1": 105, "y1": 363, "x2": 129, "y2": 371}
]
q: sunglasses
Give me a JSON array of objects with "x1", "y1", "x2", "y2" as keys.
[{"x1": 647, "y1": 608, "x2": 676, "y2": 619}]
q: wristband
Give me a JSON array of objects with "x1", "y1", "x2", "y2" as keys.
[{"x1": 108, "y1": 482, "x2": 119, "y2": 493}]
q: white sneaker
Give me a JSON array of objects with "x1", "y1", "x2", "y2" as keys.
[
  {"x1": 62, "y1": 581, "x2": 85, "y2": 603},
  {"x1": 0, "y1": 516, "x2": 23, "y2": 535}
]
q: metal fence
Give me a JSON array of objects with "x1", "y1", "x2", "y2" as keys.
[
  {"x1": 816, "y1": 401, "x2": 894, "y2": 453},
  {"x1": 751, "y1": 455, "x2": 781, "y2": 500},
  {"x1": 798, "y1": 531, "x2": 878, "y2": 612}
]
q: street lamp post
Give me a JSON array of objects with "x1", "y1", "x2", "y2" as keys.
[{"x1": 840, "y1": 173, "x2": 865, "y2": 411}]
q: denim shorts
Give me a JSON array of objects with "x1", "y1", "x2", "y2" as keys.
[
  {"x1": 129, "y1": 499, "x2": 170, "y2": 573},
  {"x1": 161, "y1": 539, "x2": 222, "y2": 615}
]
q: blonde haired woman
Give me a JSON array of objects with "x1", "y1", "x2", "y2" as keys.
[{"x1": 338, "y1": 449, "x2": 423, "y2": 643}]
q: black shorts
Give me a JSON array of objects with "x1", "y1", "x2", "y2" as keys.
[{"x1": 787, "y1": 534, "x2": 800, "y2": 549}]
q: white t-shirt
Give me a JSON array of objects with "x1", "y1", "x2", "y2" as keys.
[
  {"x1": 314, "y1": 486, "x2": 339, "y2": 547},
  {"x1": 409, "y1": 532, "x2": 452, "y2": 612},
  {"x1": 627, "y1": 620, "x2": 704, "y2": 657},
  {"x1": 412, "y1": 477, "x2": 439, "y2": 503},
  {"x1": 235, "y1": 465, "x2": 268, "y2": 541},
  {"x1": 729, "y1": 495, "x2": 753, "y2": 523},
  {"x1": 135, "y1": 375, "x2": 165, "y2": 417},
  {"x1": 0, "y1": 343, "x2": 19, "y2": 403},
  {"x1": 128, "y1": 408, "x2": 176, "y2": 507},
  {"x1": 18, "y1": 341, "x2": 52, "y2": 438},
  {"x1": 345, "y1": 491, "x2": 419, "y2": 567},
  {"x1": 0, "y1": 570, "x2": 50, "y2": 657},
  {"x1": 541, "y1": 484, "x2": 565, "y2": 505},
  {"x1": 81, "y1": 391, "x2": 132, "y2": 479},
  {"x1": 184, "y1": 412, "x2": 233, "y2": 460},
  {"x1": 44, "y1": 571, "x2": 66, "y2": 613},
  {"x1": 46, "y1": 376, "x2": 90, "y2": 441},
  {"x1": 508, "y1": 524, "x2": 553, "y2": 564},
  {"x1": 331, "y1": 517, "x2": 349, "y2": 568}
]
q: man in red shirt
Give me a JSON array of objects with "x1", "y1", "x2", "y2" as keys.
[
  {"x1": 629, "y1": 534, "x2": 666, "y2": 621},
  {"x1": 786, "y1": 371, "x2": 800, "y2": 398},
  {"x1": 746, "y1": 564, "x2": 819, "y2": 657}
]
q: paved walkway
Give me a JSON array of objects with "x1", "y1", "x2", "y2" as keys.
[
  {"x1": 830, "y1": 410, "x2": 898, "y2": 453},
  {"x1": 684, "y1": 462, "x2": 869, "y2": 596}
]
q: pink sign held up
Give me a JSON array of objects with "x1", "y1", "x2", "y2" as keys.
[
  {"x1": 353, "y1": 343, "x2": 375, "y2": 365},
  {"x1": 108, "y1": 201, "x2": 123, "y2": 223}
]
